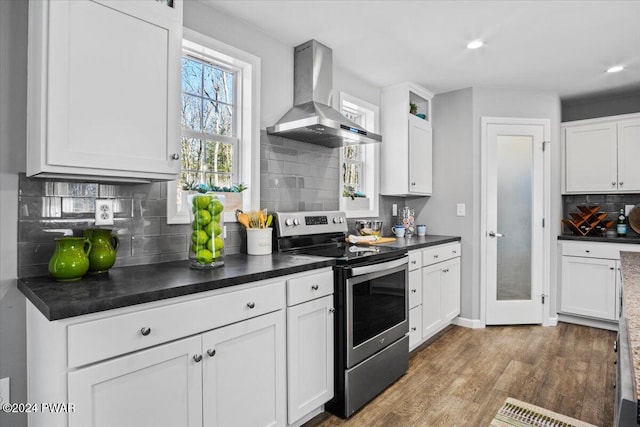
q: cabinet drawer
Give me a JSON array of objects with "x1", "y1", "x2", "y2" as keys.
[
  {"x1": 409, "y1": 306, "x2": 423, "y2": 350},
  {"x1": 560, "y1": 241, "x2": 640, "y2": 260},
  {"x1": 287, "y1": 270, "x2": 334, "y2": 306},
  {"x1": 68, "y1": 281, "x2": 285, "y2": 368},
  {"x1": 408, "y1": 251, "x2": 422, "y2": 271},
  {"x1": 422, "y1": 242, "x2": 461, "y2": 266}
]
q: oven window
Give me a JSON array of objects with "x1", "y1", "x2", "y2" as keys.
[{"x1": 352, "y1": 269, "x2": 406, "y2": 347}]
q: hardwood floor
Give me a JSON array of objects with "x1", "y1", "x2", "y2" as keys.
[{"x1": 305, "y1": 323, "x2": 616, "y2": 427}]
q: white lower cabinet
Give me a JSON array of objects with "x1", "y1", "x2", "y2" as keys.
[
  {"x1": 407, "y1": 242, "x2": 461, "y2": 351},
  {"x1": 559, "y1": 241, "x2": 640, "y2": 328},
  {"x1": 69, "y1": 335, "x2": 203, "y2": 427},
  {"x1": 68, "y1": 305, "x2": 286, "y2": 427},
  {"x1": 203, "y1": 311, "x2": 286, "y2": 427},
  {"x1": 561, "y1": 256, "x2": 617, "y2": 320},
  {"x1": 27, "y1": 267, "x2": 335, "y2": 427},
  {"x1": 286, "y1": 295, "x2": 334, "y2": 425}
]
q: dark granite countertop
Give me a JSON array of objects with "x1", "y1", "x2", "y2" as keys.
[
  {"x1": 375, "y1": 234, "x2": 461, "y2": 250},
  {"x1": 18, "y1": 253, "x2": 335, "y2": 321},
  {"x1": 558, "y1": 234, "x2": 640, "y2": 244}
]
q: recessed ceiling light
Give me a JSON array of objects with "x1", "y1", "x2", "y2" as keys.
[
  {"x1": 607, "y1": 65, "x2": 624, "y2": 73},
  {"x1": 467, "y1": 39, "x2": 484, "y2": 49}
]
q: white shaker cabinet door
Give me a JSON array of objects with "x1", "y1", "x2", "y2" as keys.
[
  {"x1": 286, "y1": 295, "x2": 334, "y2": 425},
  {"x1": 561, "y1": 256, "x2": 617, "y2": 320},
  {"x1": 441, "y1": 257, "x2": 461, "y2": 322},
  {"x1": 422, "y1": 263, "x2": 442, "y2": 338},
  {"x1": 617, "y1": 118, "x2": 640, "y2": 192},
  {"x1": 68, "y1": 335, "x2": 202, "y2": 427},
  {"x1": 29, "y1": 0, "x2": 182, "y2": 180},
  {"x1": 202, "y1": 310, "x2": 287, "y2": 427},
  {"x1": 408, "y1": 115, "x2": 433, "y2": 195},
  {"x1": 564, "y1": 122, "x2": 617, "y2": 193}
]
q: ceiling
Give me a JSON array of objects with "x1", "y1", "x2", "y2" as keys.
[{"x1": 200, "y1": 0, "x2": 640, "y2": 100}]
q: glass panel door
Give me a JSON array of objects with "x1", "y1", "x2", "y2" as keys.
[{"x1": 496, "y1": 135, "x2": 533, "y2": 300}]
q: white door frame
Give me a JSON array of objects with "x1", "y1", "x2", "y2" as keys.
[{"x1": 480, "y1": 117, "x2": 552, "y2": 327}]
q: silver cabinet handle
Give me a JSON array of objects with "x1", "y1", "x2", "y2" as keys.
[
  {"x1": 193, "y1": 354, "x2": 203, "y2": 363},
  {"x1": 411, "y1": 327, "x2": 417, "y2": 331},
  {"x1": 411, "y1": 289, "x2": 417, "y2": 293},
  {"x1": 612, "y1": 182, "x2": 617, "y2": 186},
  {"x1": 311, "y1": 284, "x2": 319, "y2": 290},
  {"x1": 329, "y1": 307, "x2": 335, "y2": 313},
  {"x1": 140, "y1": 327, "x2": 151, "y2": 336},
  {"x1": 489, "y1": 231, "x2": 503, "y2": 238},
  {"x1": 246, "y1": 302, "x2": 255, "y2": 309},
  {"x1": 620, "y1": 182, "x2": 624, "y2": 186},
  {"x1": 170, "y1": 153, "x2": 180, "y2": 160},
  {"x1": 411, "y1": 260, "x2": 417, "y2": 265},
  {"x1": 610, "y1": 267, "x2": 615, "y2": 270},
  {"x1": 452, "y1": 250, "x2": 457, "y2": 254},
  {"x1": 411, "y1": 182, "x2": 416, "y2": 186},
  {"x1": 433, "y1": 254, "x2": 439, "y2": 259},
  {"x1": 207, "y1": 349, "x2": 216, "y2": 357}
]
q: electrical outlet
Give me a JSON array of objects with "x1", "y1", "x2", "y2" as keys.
[
  {"x1": 0, "y1": 377, "x2": 9, "y2": 404},
  {"x1": 392, "y1": 204, "x2": 398, "y2": 216},
  {"x1": 95, "y1": 199, "x2": 114, "y2": 226},
  {"x1": 456, "y1": 203, "x2": 466, "y2": 217}
]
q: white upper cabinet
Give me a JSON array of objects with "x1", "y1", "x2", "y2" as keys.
[
  {"x1": 381, "y1": 82, "x2": 434, "y2": 196},
  {"x1": 563, "y1": 114, "x2": 640, "y2": 194},
  {"x1": 617, "y1": 118, "x2": 640, "y2": 192},
  {"x1": 27, "y1": 0, "x2": 183, "y2": 182}
]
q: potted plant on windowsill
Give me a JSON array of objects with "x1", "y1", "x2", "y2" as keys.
[
  {"x1": 342, "y1": 186, "x2": 370, "y2": 211},
  {"x1": 181, "y1": 181, "x2": 247, "y2": 213}
]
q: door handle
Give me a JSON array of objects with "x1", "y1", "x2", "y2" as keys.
[{"x1": 489, "y1": 231, "x2": 504, "y2": 238}]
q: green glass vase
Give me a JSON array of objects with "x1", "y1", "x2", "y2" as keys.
[
  {"x1": 48, "y1": 237, "x2": 92, "y2": 281},
  {"x1": 83, "y1": 228, "x2": 120, "y2": 274}
]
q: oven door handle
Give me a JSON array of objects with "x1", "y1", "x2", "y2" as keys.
[{"x1": 349, "y1": 256, "x2": 408, "y2": 277}]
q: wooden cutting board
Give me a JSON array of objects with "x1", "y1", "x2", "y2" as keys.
[{"x1": 359, "y1": 237, "x2": 397, "y2": 245}]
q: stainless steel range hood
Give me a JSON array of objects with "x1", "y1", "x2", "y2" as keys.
[{"x1": 267, "y1": 40, "x2": 382, "y2": 148}]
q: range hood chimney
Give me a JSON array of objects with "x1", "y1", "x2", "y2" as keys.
[{"x1": 266, "y1": 40, "x2": 382, "y2": 148}]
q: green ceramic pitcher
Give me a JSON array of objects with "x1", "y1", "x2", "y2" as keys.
[
  {"x1": 48, "y1": 237, "x2": 92, "y2": 281},
  {"x1": 83, "y1": 228, "x2": 120, "y2": 274}
]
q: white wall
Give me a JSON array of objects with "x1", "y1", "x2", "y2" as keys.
[
  {"x1": 423, "y1": 88, "x2": 475, "y2": 316},
  {"x1": 419, "y1": 87, "x2": 561, "y2": 323},
  {"x1": 183, "y1": 2, "x2": 381, "y2": 130},
  {"x1": 0, "y1": 0, "x2": 28, "y2": 425}
]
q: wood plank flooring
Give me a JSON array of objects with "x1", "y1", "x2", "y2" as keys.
[{"x1": 305, "y1": 323, "x2": 616, "y2": 427}]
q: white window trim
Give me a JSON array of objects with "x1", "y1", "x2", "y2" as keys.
[
  {"x1": 338, "y1": 92, "x2": 380, "y2": 218},
  {"x1": 168, "y1": 28, "x2": 261, "y2": 223}
]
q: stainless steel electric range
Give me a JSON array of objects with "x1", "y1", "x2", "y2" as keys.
[{"x1": 274, "y1": 211, "x2": 410, "y2": 418}]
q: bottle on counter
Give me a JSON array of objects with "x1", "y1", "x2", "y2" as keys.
[{"x1": 617, "y1": 208, "x2": 627, "y2": 237}]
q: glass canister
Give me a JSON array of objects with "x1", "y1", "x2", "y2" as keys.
[
  {"x1": 188, "y1": 193, "x2": 225, "y2": 269},
  {"x1": 398, "y1": 206, "x2": 415, "y2": 237}
]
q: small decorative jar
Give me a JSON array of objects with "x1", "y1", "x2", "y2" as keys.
[
  {"x1": 83, "y1": 228, "x2": 120, "y2": 274},
  {"x1": 48, "y1": 237, "x2": 92, "y2": 281},
  {"x1": 188, "y1": 193, "x2": 225, "y2": 269}
]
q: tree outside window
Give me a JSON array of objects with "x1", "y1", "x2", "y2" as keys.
[
  {"x1": 339, "y1": 93, "x2": 380, "y2": 218},
  {"x1": 180, "y1": 56, "x2": 238, "y2": 191}
]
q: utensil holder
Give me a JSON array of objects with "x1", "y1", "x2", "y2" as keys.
[{"x1": 247, "y1": 228, "x2": 272, "y2": 255}]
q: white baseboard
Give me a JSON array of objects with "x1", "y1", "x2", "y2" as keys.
[
  {"x1": 544, "y1": 316, "x2": 558, "y2": 327},
  {"x1": 557, "y1": 313, "x2": 618, "y2": 331},
  {"x1": 452, "y1": 317, "x2": 485, "y2": 329}
]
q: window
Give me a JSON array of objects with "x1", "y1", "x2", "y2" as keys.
[
  {"x1": 168, "y1": 29, "x2": 260, "y2": 223},
  {"x1": 339, "y1": 92, "x2": 380, "y2": 218},
  {"x1": 180, "y1": 54, "x2": 237, "y2": 190}
]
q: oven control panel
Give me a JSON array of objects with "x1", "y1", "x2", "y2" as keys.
[{"x1": 274, "y1": 211, "x2": 348, "y2": 237}]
